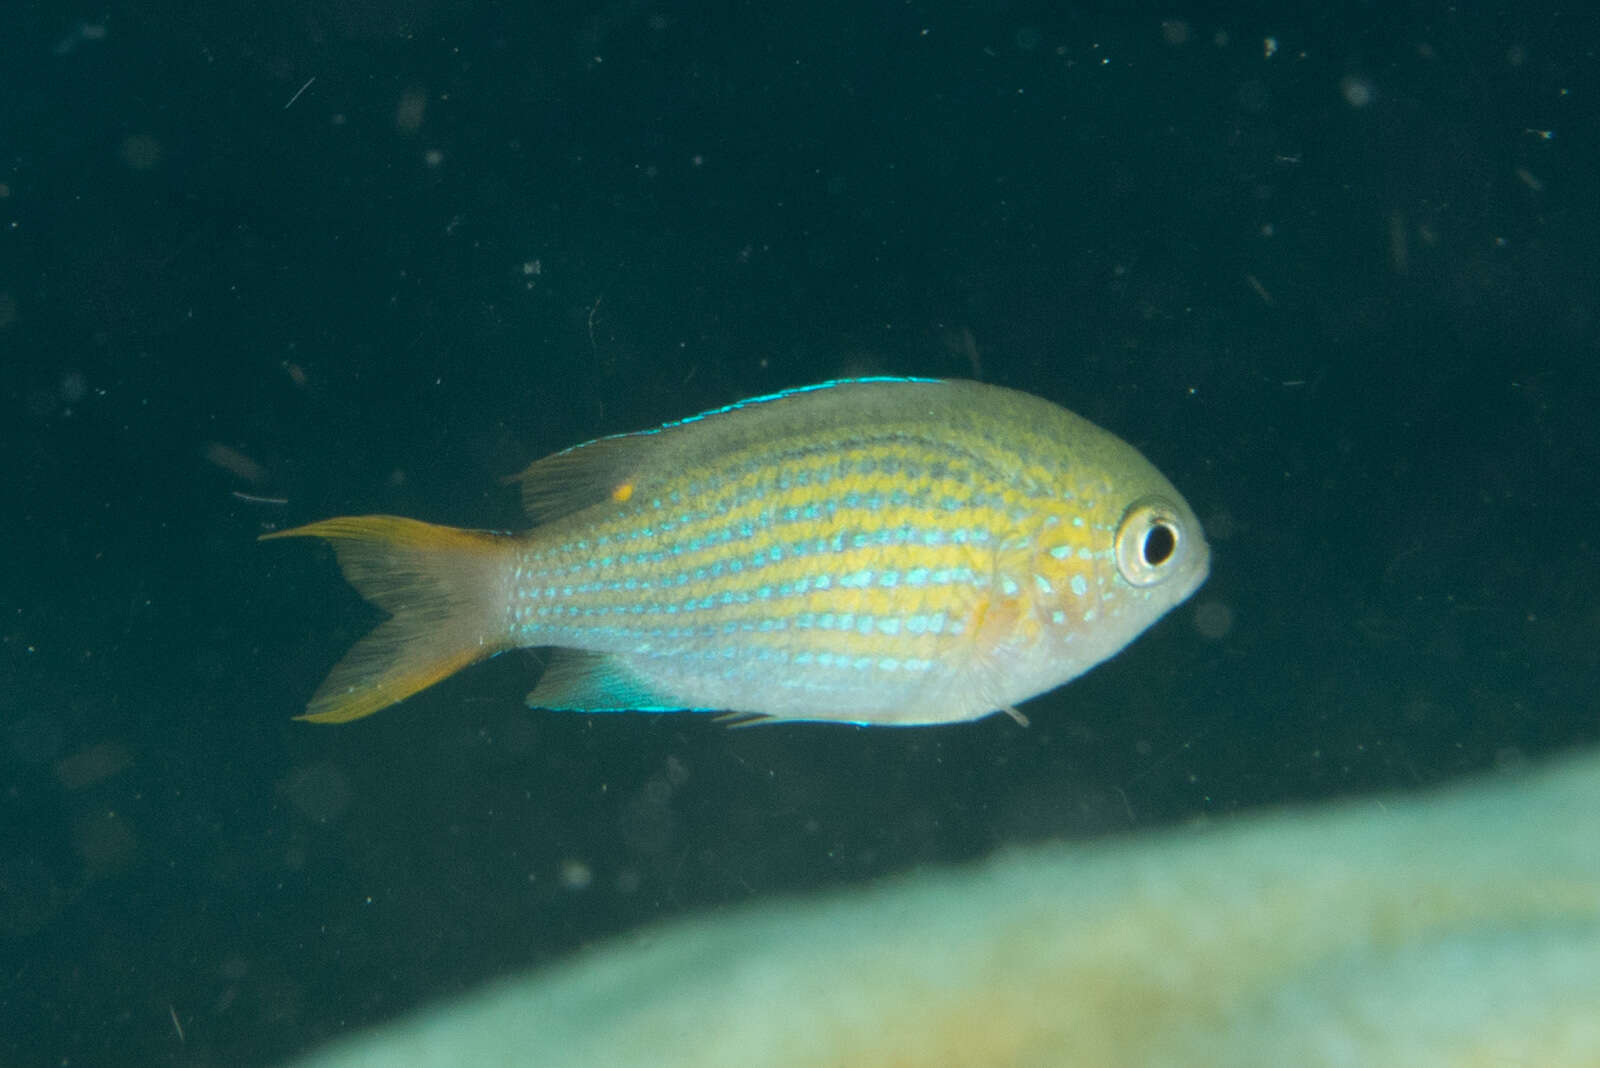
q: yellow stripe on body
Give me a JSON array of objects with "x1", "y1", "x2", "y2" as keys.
[{"x1": 509, "y1": 431, "x2": 1106, "y2": 671}]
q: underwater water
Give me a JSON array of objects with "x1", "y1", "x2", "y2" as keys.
[{"x1": 5, "y1": 3, "x2": 1597, "y2": 1065}]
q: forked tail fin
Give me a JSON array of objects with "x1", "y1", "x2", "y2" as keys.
[{"x1": 261, "y1": 516, "x2": 512, "y2": 723}]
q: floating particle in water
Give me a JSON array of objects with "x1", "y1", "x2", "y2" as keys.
[
  {"x1": 1193, "y1": 600, "x2": 1234, "y2": 641},
  {"x1": 54, "y1": 741, "x2": 132, "y2": 790},
  {"x1": 559, "y1": 858, "x2": 593, "y2": 891},
  {"x1": 60, "y1": 370, "x2": 87, "y2": 404},
  {"x1": 1340, "y1": 74, "x2": 1376, "y2": 108},
  {"x1": 204, "y1": 441, "x2": 269, "y2": 484},
  {"x1": 281, "y1": 762, "x2": 353, "y2": 823},
  {"x1": 395, "y1": 87, "x2": 427, "y2": 133},
  {"x1": 121, "y1": 133, "x2": 163, "y2": 171}
]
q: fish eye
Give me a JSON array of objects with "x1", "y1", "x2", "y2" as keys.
[{"x1": 1115, "y1": 497, "x2": 1183, "y2": 587}]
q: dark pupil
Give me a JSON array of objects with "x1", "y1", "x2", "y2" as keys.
[{"x1": 1143, "y1": 524, "x2": 1176, "y2": 566}]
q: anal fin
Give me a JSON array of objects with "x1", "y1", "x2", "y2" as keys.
[{"x1": 525, "y1": 651, "x2": 684, "y2": 713}]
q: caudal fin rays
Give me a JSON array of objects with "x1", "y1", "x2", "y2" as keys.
[{"x1": 261, "y1": 516, "x2": 511, "y2": 723}]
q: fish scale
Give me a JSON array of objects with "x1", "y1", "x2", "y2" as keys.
[
  {"x1": 263, "y1": 377, "x2": 1209, "y2": 725},
  {"x1": 506, "y1": 435, "x2": 1042, "y2": 716}
]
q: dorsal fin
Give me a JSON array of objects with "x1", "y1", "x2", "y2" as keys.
[
  {"x1": 503, "y1": 377, "x2": 947, "y2": 526},
  {"x1": 502, "y1": 434, "x2": 652, "y2": 526}
]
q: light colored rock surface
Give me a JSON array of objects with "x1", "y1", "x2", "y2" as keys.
[{"x1": 294, "y1": 750, "x2": 1600, "y2": 1067}]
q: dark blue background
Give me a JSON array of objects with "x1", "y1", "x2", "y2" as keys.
[{"x1": 5, "y1": 3, "x2": 1597, "y2": 1064}]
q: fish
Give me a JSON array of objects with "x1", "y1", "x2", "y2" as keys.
[{"x1": 262, "y1": 377, "x2": 1209, "y2": 726}]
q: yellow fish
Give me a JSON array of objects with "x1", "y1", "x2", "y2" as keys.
[{"x1": 263, "y1": 378, "x2": 1208, "y2": 725}]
